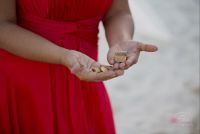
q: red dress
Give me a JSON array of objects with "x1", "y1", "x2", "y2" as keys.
[{"x1": 0, "y1": 0, "x2": 116, "y2": 133}]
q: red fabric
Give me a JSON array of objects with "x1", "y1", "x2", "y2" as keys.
[{"x1": 0, "y1": 0, "x2": 116, "y2": 134}]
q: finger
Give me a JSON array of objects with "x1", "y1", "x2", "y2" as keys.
[
  {"x1": 110, "y1": 59, "x2": 115, "y2": 65},
  {"x1": 107, "y1": 50, "x2": 115, "y2": 65},
  {"x1": 125, "y1": 53, "x2": 140, "y2": 68},
  {"x1": 113, "y1": 63, "x2": 120, "y2": 69},
  {"x1": 107, "y1": 56, "x2": 115, "y2": 65},
  {"x1": 92, "y1": 70, "x2": 117, "y2": 81},
  {"x1": 119, "y1": 62, "x2": 126, "y2": 69},
  {"x1": 137, "y1": 43, "x2": 158, "y2": 52},
  {"x1": 107, "y1": 45, "x2": 122, "y2": 65},
  {"x1": 114, "y1": 69, "x2": 124, "y2": 76}
]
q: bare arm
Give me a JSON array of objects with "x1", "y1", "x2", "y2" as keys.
[
  {"x1": 0, "y1": 0, "x2": 123, "y2": 81},
  {"x1": 0, "y1": 0, "x2": 67, "y2": 64},
  {"x1": 103, "y1": 0, "x2": 158, "y2": 69},
  {"x1": 103, "y1": 0, "x2": 134, "y2": 47}
]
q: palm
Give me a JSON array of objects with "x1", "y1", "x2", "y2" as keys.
[
  {"x1": 62, "y1": 50, "x2": 124, "y2": 81},
  {"x1": 107, "y1": 40, "x2": 158, "y2": 69}
]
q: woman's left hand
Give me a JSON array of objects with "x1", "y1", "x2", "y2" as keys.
[{"x1": 107, "y1": 40, "x2": 158, "y2": 70}]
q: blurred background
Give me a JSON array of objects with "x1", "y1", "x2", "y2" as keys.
[{"x1": 98, "y1": 0, "x2": 199, "y2": 134}]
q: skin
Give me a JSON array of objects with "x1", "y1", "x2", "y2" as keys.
[
  {"x1": 103, "y1": 0, "x2": 158, "y2": 70},
  {"x1": 0, "y1": 0, "x2": 157, "y2": 82}
]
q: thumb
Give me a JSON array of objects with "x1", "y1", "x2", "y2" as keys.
[
  {"x1": 107, "y1": 54, "x2": 115, "y2": 65},
  {"x1": 107, "y1": 50, "x2": 115, "y2": 65},
  {"x1": 70, "y1": 62, "x2": 82, "y2": 74},
  {"x1": 137, "y1": 43, "x2": 158, "y2": 52}
]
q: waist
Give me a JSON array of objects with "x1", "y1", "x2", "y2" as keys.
[{"x1": 17, "y1": 13, "x2": 102, "y2": 45}]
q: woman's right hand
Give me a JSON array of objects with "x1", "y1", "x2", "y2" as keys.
[{"x1": 60, "y1": 49, "x2": 124, "y2": 82}]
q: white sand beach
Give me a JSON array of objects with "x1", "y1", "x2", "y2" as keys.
[{"x1": 98, "y1": 0, "x2": 199, "y2": 134}]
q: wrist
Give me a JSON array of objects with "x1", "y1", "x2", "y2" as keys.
[
  {"x1": 59, "y1": 48, "x2": 71, "y2": 67},
  {"x1": 108, "y1": 37, "x2": 132, "y2": 48}
]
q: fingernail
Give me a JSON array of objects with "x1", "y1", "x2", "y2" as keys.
[{"x1": 155, "y1": 47, "x2": 158, "y2": 51}]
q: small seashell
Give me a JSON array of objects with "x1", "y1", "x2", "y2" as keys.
[
  {"x1": 100, "y1": 66, "x2": 108, "y2": 72},
  {"x1": 91, "y1": 67, "x2": 101, "y2": 73},
  {"x1": 114, "y1": 51, "x2": 128, "y2": 63},
  {"x1": 90, "y1": 65, "x2": 113, "y2": 73}
]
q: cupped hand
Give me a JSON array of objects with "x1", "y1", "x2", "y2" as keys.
[
  {"x1": 60, "y1": 50, "x2": 124, "y2": 81},
  {"x1": 107, "y1": 40, "x2": 158, "y2": 70}
]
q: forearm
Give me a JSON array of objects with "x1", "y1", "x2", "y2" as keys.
[
  {"x1": 103, "y1": 11, "x2": 134, "y2": 47},
  {"x1": 0, "y1": 21, "x2": 67, "y2": 64}
]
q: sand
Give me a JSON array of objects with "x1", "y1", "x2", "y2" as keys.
[{"x1": 98, "y1": 0, "x2": 199, "y2": 134}]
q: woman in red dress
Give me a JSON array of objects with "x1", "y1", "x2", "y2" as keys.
[{"x1": 0, "y1": 0, "x2": 157, "y2": 133}]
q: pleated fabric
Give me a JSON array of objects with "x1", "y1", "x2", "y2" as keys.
[{"x1": 0, "y1": 0, "x2": 116, "y2": 134}]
